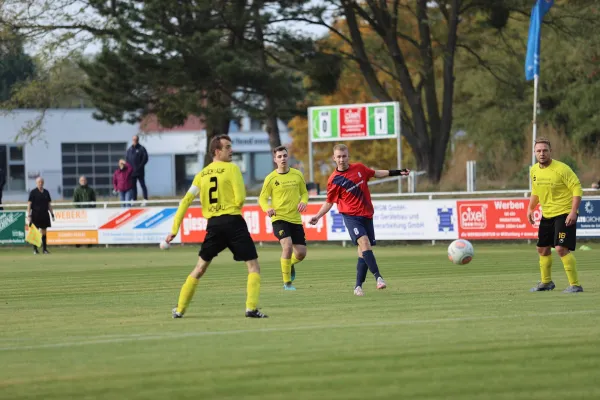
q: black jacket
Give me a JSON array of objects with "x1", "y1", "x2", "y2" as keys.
[
  {"x1": 0, "y1": 168, "x2": 5, "y2": 190},
  {"x1": 126, "y1": 144, "x2": 149, "y2": 177}
]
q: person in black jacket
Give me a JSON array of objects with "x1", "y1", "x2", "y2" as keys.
[
  {"x1": 0, "y1": 166, "x2": 5, "y2": 211},
  {"x1": 125, "y1": 135, "x2": 149, "y2": 204},
  {"x1": 27, "y1": 177, "x2": 54, "y2": 254}
]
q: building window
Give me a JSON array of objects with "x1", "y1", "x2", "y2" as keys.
[
  {"x1": 61, "y1": 142, "x2": 127, "y2": 198},
  {"x1": 0, "y1": 145, "x2": 26, "y2": 191}
]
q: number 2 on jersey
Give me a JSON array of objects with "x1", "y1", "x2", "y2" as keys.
[{"x1": 209, "y1": 177, "x2": 218, "y2": 204}]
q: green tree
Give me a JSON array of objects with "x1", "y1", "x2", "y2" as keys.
[
  {"x1": 451, "y1": 0, "x2": 600, "y2": 181},
  {"x1": 286, "y1": 0, "x2": 597, "y2": 183},
  {"x1": 0, "y1": 29, "x2": 35, "y2": 102}
]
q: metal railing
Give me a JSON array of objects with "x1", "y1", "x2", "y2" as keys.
[{"x1": 2, "y1": 187, "x2": 600, "y2": 209}]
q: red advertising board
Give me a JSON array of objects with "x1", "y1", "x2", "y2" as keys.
[
  {"x1": 457, "y1": 199, "x2": 542, "y2": 240},
  {"x1": 339, "y1": 106, "x2": 367, "y2": 137},
  {"x1": 180, "y1": 204, "x2": 328, "y2": 243}
]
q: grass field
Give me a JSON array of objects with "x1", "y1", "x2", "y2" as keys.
[{"x1": 1, "y1": 243, "x2": 600, "y2": 400}]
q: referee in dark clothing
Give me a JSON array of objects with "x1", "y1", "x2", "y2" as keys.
[{"x1": 27, "y1": 177, "x2": 55, "y2": 254}]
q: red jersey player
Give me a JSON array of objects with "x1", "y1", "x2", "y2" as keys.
[{"x1": 310, "y1": 144, "x2": 410, "y2": 296}]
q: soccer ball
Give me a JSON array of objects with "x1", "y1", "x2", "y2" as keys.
[
  {"x1": 159, "y1": 240, "x2": 170, "y2": 250},
  {"x1": 447, "y1": 239, "x2": 474, "y2": 265}
]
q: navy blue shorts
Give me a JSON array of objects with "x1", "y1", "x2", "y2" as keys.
[{"x1": 342, "y1": 215, "x2": 376, "y2": 246}]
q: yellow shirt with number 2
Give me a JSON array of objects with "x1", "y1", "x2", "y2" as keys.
[{"x1": 170, "y1": 161, "x2": 246, "y2": 235}]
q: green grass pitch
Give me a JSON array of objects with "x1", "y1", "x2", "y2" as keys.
[{"x1": 1, "y1": 243, "x2": 600, "y2": 399}]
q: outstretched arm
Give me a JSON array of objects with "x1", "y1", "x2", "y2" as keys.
[{"x1": 374, "y1": 169, "x2": 410, "y2": 178}]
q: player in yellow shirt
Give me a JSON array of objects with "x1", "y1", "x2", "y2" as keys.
[
  {"x1": 527, "y1": 137, "x2": 583, "y2": 293},
  {"x1": 259, "y1": 146, "x2": 309, "y2": 291},
  {"x1": 165, "y1": 135, "x2": 268, "y2": 318}
]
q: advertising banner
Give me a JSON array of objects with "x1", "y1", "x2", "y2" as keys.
[
  {"x1": 326, "y1": 200, "x2": 459, "y2": 241},
  {"x1": 180, "y1": 204, "x2": 328, "y2": 243},
  {"x1": 577, "y1": 199, "x2": 600, "y2": 237},
  {"x1": 97, "y1": 207, "x2": 182, "y2": 244},
  {"x1": 47, "y1": 208, "x2": 99, "y2": 245},
  {"x1": 456, "y1": 199, "x2": 542, "y2": 240},
  {"x1": 0, "y1": 212, "x2": 26, "y2": 245}
]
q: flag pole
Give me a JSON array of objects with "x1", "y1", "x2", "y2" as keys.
[
  {"x1": 532, "y1": 74, "x2": 539, "y2": 166},
  {"x1": 529, "y1": 74, "x2": 539, "y2": 191}
]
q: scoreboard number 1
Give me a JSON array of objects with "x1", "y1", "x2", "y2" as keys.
[{"x1": 374, "y1": 107, "x2": 388, "y2": 135}]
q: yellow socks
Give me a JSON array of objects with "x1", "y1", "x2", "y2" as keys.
[
  {"x1": 560, "y1": 253, "x2": 579, "y2": 286},
  {"x1": 539, "y1": 255, "x2": 552, "y2": 283},
  {"x1": 177, "y1": 275, "x2": 199, "y2": 314},
  {"x1": 246, "y1": 272, "x2": 261, "y2": 310},
  {"x1": 280, "y1": 258, "x2": 292, "y2": 283},
  {"x1": 291, "y1": 253, "x2": 302, "y2": 266}
]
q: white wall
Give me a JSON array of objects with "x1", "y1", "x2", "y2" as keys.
[{"x1": 0, "y1": 109, "x2": 292, "y2": 202}]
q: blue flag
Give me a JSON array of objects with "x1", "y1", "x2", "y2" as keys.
[{"x1": 525, "y1": 0, "x2": 554, "y2": 81}]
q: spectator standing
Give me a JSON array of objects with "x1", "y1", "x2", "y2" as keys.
[
  {"x1": 73, "y1": 176, "x2": 97, "y2": 209},
  {"x1": 113, "y1": 159, "x2": 134, "y2": 208},
  {"x1": 73, "y1": 175, "x2": 96, "y2": 248},
  {"x1": 27, "y1": 177, "x2": 54, "y2": 254},
  {"x1": 126, "y1": 135, "x2": 149, "y2": 204}
]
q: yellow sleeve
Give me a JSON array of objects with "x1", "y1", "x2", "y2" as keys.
[
  {"x1": 565, "y1": 166, "x2": 583, "y2": 197},
  {"x1": 298, "y1": 172, "x2": 309, "y2": 203},
  {"x1": 231, "y1": 165, "x2": 246, "y2": 209},
  {"x1": 170, "y1": 175, "x2": 201, "y2": 235},
  {"x1": 530, "y1": 166, "x2": 538, "y2": 196},
  {"x1": 258, "y1": 175, "x2": 272, "y2": 211}
]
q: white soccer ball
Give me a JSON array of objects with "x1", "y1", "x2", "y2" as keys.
[
  {"x1": 447, "y1": 239, "x2": 474, "y2": 265},
  {"x1": 159, "y1": 240, "x2": 170, "y2": 250}
]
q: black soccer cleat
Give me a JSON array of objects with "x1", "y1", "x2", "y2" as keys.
[
  {"x1": 245, "y1": 309, "x2": 268, "y2": 318},
  {"x1": 43, "y1": 249, "x2": 50, "y2": 254},
  {"x1": 530, "y1": 281, "x2": 556, "y2": 292}
]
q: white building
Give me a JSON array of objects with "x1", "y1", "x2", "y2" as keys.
[{"x1": 0, "y1": 109, "x2": 291, "y2": 202}]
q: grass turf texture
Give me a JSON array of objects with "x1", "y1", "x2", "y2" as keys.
[{"x1": 1, "y1": 244, "x2": 599, "y2": 400}]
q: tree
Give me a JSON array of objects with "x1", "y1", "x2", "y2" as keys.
[
  {"x1": 286, "y1": 0, "x2": 599, "y2": 183},
  {"x1": 1, "y1": 0, "x2": 341, "y2": 166},
  {"x1": 0, "y1": 29, "x2": 35, "y2": 102},
  {"x1": 450, "y1": 0, "x2": 600, "y2": 182},
  {"x1": 288, "y1": 20, "x2": 415, "y2": 187}
]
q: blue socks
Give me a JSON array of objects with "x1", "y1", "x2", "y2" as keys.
[
  {"x1": 356, "y1": 257, "x2": 368, "y2": 288},
  {"x1": 362, "y1": 250, "x2": 382, "y2": 280}
]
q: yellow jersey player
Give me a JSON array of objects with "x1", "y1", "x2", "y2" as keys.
[
  {"x1": 165, "y1": 134, "x2": 268, "y2": 318},
  {"x1": 259, "y1": 146, "x2": 309, "y2": 291},
  {"x1": 528, "y1": 137, "x2": 583, "y2": 293}
]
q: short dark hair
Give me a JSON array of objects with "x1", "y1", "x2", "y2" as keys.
[
  {"x1": 273, "y1": 145, "x2": 288, "y2": 155},
  {"x1": 210, "y1": 134, "x2": 232, "y2": 156}
]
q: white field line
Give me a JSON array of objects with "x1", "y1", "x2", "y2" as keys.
[{"x1": 1, "y1": 309, "x2": 598, "y2": 352}]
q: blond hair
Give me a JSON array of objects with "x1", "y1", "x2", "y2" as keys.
[
  {"x1": 333, "y1": 144, "x2": 348, "y2": 153},
  {"x1": 534, "y1": 137, "x2": 551, "y2": 148}
]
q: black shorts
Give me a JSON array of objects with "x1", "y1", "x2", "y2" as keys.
[
  {"x1": 199, "y1": 215, "x2": 258, "y2": 262},
  {"x1": 272, "y1": 220, "x2": 306, "y2": 246},
  {"x1": 537, "y1": 213, "x2": 577, "y2": 251},
  {"x1": 30, "y1": 211, "x2": 51, "y2": 229}
]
